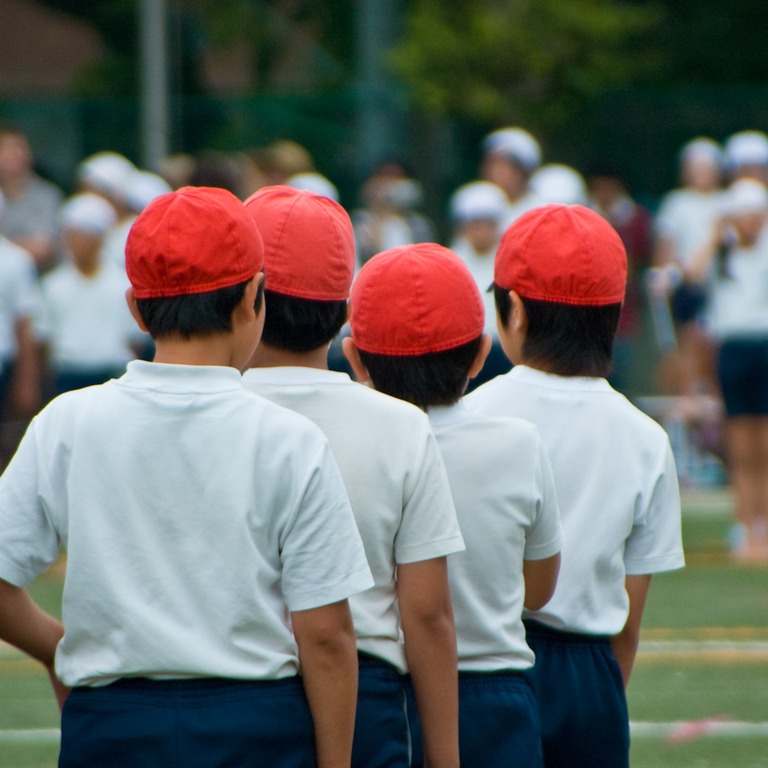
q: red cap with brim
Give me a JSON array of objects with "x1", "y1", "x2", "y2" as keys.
[
  {"x1": 126, "y1": 186, "x2": 264, "y2": 299},
  {"x1": 350, "y1": 243, "x2": 485, "y2": 356},
  {"x1": 494, "y1": 204, "x2": 627, "y2": 306},
  {"x1": 244, "y1": 185, "x2": 355, "y2": 301}
]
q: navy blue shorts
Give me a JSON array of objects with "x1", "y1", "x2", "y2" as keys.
[
  {"x1": 406, "y1": 670, "x2": 541, "y2": 768},
  {"x1": 717, "y1": 337, "x2": 768, "y2": 417},
  {"x1": 59, "y1": 676, "x2": 316, "y2": 768},
  {"x1": 523, "y1": 620, "x2": 629, "y2": 768},
  {"x1": 353, "y1": 653, "x2": 409, "y2": 768}
]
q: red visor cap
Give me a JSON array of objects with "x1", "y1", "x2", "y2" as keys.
[
  {"x1": 494, "y1": 204, "x2": 627, "y2": 306},
  {"x1": 126, "y1": 186, "x2": 264, "y2": 299},
  {"x1": 244, "y1": 185, "x2": 355, "y2": 301},
  {"x1": 350, "y1": 243, "x2": 485, "y2": 356}
]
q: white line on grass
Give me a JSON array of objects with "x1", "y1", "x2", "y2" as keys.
[{"x1": 632, "y1": 721, "x2": 768, "y2": 737}]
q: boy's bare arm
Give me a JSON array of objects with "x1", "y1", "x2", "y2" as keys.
[
  {"x1": 611, "y1": 574, "x2": 652, "y2": 687},
  {"x1": 0, "y1": 578, "x2": 68, "y2": 708},
  {"x1": 397, "y1": 557, "x2": 460, "y2": 768},
  {"x1": 11, "y1": 317, "x2": 41, "y2": 417},
  {"x1": 522, "y1": 552, "x2": 561, "y2": 611},
  {"x1": 292, "y1": 600, "x2": 359, "y2": 768}
]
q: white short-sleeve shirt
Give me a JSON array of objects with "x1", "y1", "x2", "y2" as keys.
[
  {"x1": 0, "y1": 361, "x2": 373, "y2": 686},
  {"x1": 242, "y1": 367, "x2": 465, "y2": 672},
  {"x1": 654, "y1": 188, "x2": 722, "y2": 268},
  {"x1": 0, "y1": 236, "x2": 39, "y2": 362},
  {"x1": 427, "y1": 402, "x2": 561, "y2": 671},
  {"x1": 467, "y1": 365, "x2": 684, "y2": 636},
  {"x1": 36, "y1": 261, "x2": 142, "y2": 370}
]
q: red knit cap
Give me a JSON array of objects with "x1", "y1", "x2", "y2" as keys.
[
  {"x1": 495, "y1": 204, "x2": 627, "y2": 306},
  {"x1": 126, "y1": 186, "x2": 264, "y2": 298},
  {"x1": 244, "y1": 185, "x2": 355, "y2": 300},
  {"x1": 350, "y1": 243, "x2": 485, "y2": 355}
]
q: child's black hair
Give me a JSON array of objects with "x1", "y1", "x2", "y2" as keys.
[
  {"x1": 260, "y1": 290, "x2": 347, "y2": 353},
  {"x1": 357, "y1": 336, "x2": 484, "y2": 409},
  {"x1": 494, "y1": 283, "x2": 620, "y2": 377},
  {"x1": 137, "y1": 278, "x2": 263, "y2": 340}
]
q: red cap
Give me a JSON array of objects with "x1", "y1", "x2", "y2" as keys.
[
  {"x1": 495, "y1": 204, "x2": 627, "y2": 306},
  {"x1": 126, "y1": 186, "x2": 264, "y2": 299},
  {"x1": 350, "y1": 243, "x2": 484, "y2": 356},
  {"x1": 244, "y1": 185, "x2": 355, "y2": 300}
]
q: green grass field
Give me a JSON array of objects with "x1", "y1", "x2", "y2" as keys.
[{"x1": 1, "y1": 489, "x2": 766, "y2": 767}]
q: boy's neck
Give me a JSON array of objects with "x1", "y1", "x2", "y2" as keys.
[
  {"x1": 248, "y1": 342, "x2": 329, "y2": 371},
  {"x1": 152, "y1": 334, "x2": 241, "y2": 369},
  {"x1": 519, "y1": 357, "x2": 602, "y2": 378}
]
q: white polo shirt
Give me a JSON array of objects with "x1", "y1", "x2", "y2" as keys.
[
  {"x1": 654, "y1": 188, "x2": 722, "y2": 268},
  {"x1": 0, "y1": 236, "x2": 39, "y2": 362},
  {"x1": 467, "y1": 365, "x2": 684, "y2": 636},
  {"x1": 427, "y1": 402, "x2": 562, "y2": 671},
  {"x1": 0, "y1": 361, "x2": 373, "y2": 686},
  {"x1": 37, "y1": 261, "x2": 141, "y2": 371},
  {"x1": 242, "y1": 366, "x2": 465, "y2": 672}
]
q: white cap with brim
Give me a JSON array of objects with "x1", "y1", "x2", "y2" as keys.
[
  {"x1": 60, "y1": 193, "x2": 117, "y2": 235},
  {"x1": 451, "y1": 181, "x2": 507, "y2": 222},
  {"x1": 125, "y1": 170, "x2": 172, "y2": 213},
  {"x1": 483, "y1": 127, "x2": 541, "y2": 172},
  {"x1": 724, "y1": 131, "x2": 768, "y2": 171},
  {"x1": 680, "y1": 137, "x2": 723, "y2": 168},
  {"x1": 287, "y1": 172, "x2": 339, "y2": 202},
  {"x1": 530, "y1": 164, "x2": 587, "y2": 206},
  {"x1": 78, "y1": 152, "x2": 137, "y2": 198},
  {"x1": 719, "y1": 179, "x2": 768, "y2": 217}
]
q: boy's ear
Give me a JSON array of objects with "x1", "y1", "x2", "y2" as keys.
[
  {"x1": 342, "y1": 337, "x2": 370, "y2": 383},
  {"x1": 467, "y1": 333, "x2": 493, "y2": 380},
  {"x1": 125, "y1": 287, "x2": 149, "y2": 333},
  {"x1": 239, "y1": 272, "x2": 265, "y2": 319},
  {"x1": 509, "y1": 290, "x2": 527, "y2": 335}
]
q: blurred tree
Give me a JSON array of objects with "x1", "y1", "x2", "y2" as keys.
[{"x1": 388, "y1": 0, "x2": 664, "y2": 131}]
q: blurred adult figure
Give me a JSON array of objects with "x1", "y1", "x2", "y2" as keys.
[
  {"x1": 0, "y1": 125, "x2": 63, "y2": 273},
  {"x1": 686, "y1": 179, "x2": 768, "y2": 562},
  {"x1": 651, "y1": 138, "x2": 724, "y2": 398},
  {"x1": 480, "y1": 127, "x2": 542, "y2": 228},
  {"x1": 587, "y1": 162, "x2": 653, "y2": 393}
]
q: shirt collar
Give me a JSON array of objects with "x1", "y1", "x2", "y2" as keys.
[
  {"x1": 507, "y1": 364, "x2": 614, "y2": 392},
  {"x1": 242, "y1": 366, "x2": 353, "y2": 387},
  {"x1": 118, "y1": 359, "x2": 244, "y2": 394}
]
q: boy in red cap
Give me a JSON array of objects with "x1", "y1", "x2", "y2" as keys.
[
  {"x1": 344, "y1": 242, "x2": 562, "y2": 768},
  {"x1": 242, "y1": 186, "x2": 465, "y2": 768},
  {"x1": 0, "y1": 186, "x2": 373, "y2": 768},
  {"x1": 467, "y1": 204, "x2": 685, "y2": 767}
]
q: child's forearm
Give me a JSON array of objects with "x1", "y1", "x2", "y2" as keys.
[
  {"x1": 0, "y1": 579, "x2": 63, "y2": 668},
  {"x1": 293, "y1": 601, "x2": 359, "y2": 768},
  {"x1": 405, "y1": 616, "x2": 460, "y2": 768}
]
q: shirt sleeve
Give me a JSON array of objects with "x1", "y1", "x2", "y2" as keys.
[
  {"x1": 280, "y1": 438, "x2": 373, "y2": 613},
  {"x1": 0, "y1": 419, "x2": 61, "y2": 587},
  {"x1": 394, "y1": 418, "x2": 465, "y2": 564},
  {"x1": 624, "y1": 438, "x2": 685, "y2": 575},
  {"x1": 524, "y1": 431, "x2": 563, "y2": 561}
]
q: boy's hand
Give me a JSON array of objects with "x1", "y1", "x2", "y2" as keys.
[{"x1": 46, "y1": 664, "x2": 70, "y2": 711}]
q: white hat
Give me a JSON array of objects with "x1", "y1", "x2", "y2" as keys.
[
  {"x1": 530, "y1": 164, "x2": 587, "y2": 205},
  {"x1": 124, "y1": 170, "x2": 172, "y2": 213},
  {"x1": 482, "y1": 127, "x2": 541, "y2": 172},
  {"x1": 724, "y1": 131, "x2": 768, "y2": 171},
  {"x1": 450, "y1": 181, "x2": 507, "y2": 222},
  {"x1": 59, "y1": 193, "x2": 117, "y2": 235},
  {"x1": 720, "y1": 179, "x2": 768, "y2": 217},
  {"x1": 287, "y1": 172, "x2": 339, "y2": 202},
  {"x1": 78, "y1": 152, "x2": 137, "y2": 198},
  {"x1": 680, "y1": 137, "x2": 723, "y2": 168}
]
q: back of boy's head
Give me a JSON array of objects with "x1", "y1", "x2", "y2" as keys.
[
  {"x1": 244, "y1": 185, "x2": 354, "y2": 352},
  {"x1": 494, "y1": 203, "x2": 627, "y2": 376},
  {"x1": 125, "y1": 186, "x2": 264, "y2": 339},
  {"x1": 349, "y1": 243, "x2": 485, "y2": 408}
]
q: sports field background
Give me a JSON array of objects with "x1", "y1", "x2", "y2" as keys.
[{"x1": 1, "y1": 488, "x2": 766, "y2": 767}]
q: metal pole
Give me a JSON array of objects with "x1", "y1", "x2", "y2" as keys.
[{"x1": 140, "y1": 0, "x2": 170, "y2": 171}]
